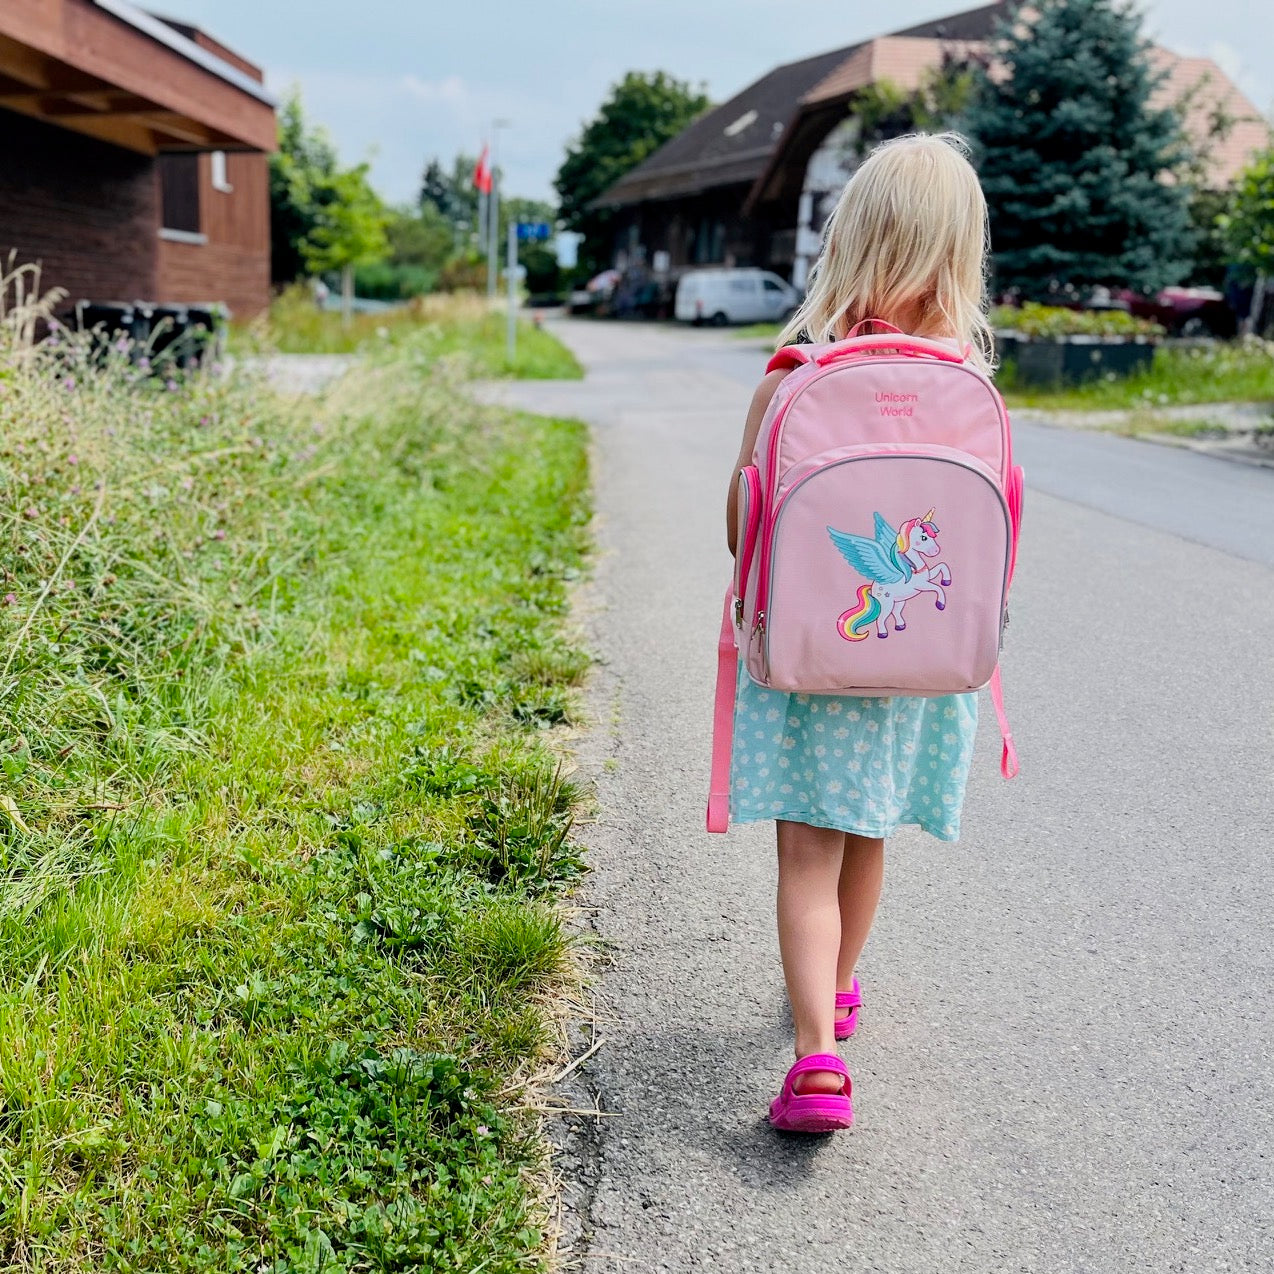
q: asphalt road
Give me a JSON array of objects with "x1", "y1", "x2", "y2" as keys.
[{"x1": 484, "y1": 320, "x2": 1274, "y2": 1273}]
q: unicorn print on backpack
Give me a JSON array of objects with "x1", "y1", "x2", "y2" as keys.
[{"x1": 828, "y1": 509, "x2": 952, "y2": 641}]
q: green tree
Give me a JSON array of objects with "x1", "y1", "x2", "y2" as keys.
[
  {"x1": 268, "y1": 89, "x2": 389, "y2": 315},
  {"x1": 388, "y1": 203, "x2": 457, "y2": 270},
  {"x1": 963, "y1": 0, "x2": 1195, "y2": 299},
  {"x1": 1219, "y1": 146, "x2": 1274, "y2": 330},
  {"x1": 269, "y1": 89, "x2": 339, "y2": 284},
  {"x1": 419, "y1": 155, "x2": 480, "y2": 233},
  {"x1": 850, "y1": 59, "x2": 979, "y2": 154},
  {"x1": 1171, "y1": 69, "x2": 1244, "y2": 288},
  {"x1": 301, "y1": 163, "x2": 389, "y2": 320},
  {"x1": 555, "y1": 71, "x2": 711, "y2": 276},
  {"x1": 356, "y1": 204, "x2": 465, "y2": 300}
]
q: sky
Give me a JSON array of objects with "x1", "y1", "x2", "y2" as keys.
[{"x1": 151, "y1": 0, "x2": 1272, "y2": 207}]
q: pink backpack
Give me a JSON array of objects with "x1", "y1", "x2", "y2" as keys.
[{"x1": 707, "y1": 326, "x2": 1024, "y2": 833}]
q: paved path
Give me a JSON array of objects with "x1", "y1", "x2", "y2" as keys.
[
  {"x1": 238, "y1": 353, "x2": 356, "y2": 395},
  {"x1": 483, "y1": 321, "x2": 1274, "y2": 1273}
]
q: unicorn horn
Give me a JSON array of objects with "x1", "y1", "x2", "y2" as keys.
[{"x1": 924, "y1": 508, "x2": 935, "y2": 522}]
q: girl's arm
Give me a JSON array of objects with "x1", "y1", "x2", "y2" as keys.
[{"x1": 726, "y1": 369, "x2": 788, "y2": 556}]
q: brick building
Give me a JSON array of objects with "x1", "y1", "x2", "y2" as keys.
[{"x1": 0, "y1": 0, "x2": 275, "y2": 319}]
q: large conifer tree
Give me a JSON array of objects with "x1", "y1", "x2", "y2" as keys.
[{"x1": 964, "y1": 0, "x2": 1195, "y2": 298}]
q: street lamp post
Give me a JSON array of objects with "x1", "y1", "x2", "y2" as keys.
[{"x1": 487, "y1": 119, "x2": 510, "y2": 301}]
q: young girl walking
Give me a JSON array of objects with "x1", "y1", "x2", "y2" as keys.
[{"x1": 725, "y1": 133, "x2": 999, "y2": 1132}]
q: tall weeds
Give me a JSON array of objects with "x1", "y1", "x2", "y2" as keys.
[{"x1": 0, "y1": 266, "x2": 592, "y2": 1271}]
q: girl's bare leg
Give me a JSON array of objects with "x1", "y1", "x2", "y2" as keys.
[
  {"x1": 776, "y1": 819, "x2": 846, "y2": 1094},
  {"x1": 835, "y1": 833, "x2": 885, "y2": 1020}
]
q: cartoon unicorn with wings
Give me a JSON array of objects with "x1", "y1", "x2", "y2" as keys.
[{"x1": 828, "y1": 510, "x2": 952, "y2": 641}]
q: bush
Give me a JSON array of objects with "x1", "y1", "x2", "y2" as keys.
[
  {"x1": 991, "y1": 302, "x2": 1164, "y2": 340},
  {"x1": 353, "y1": 261, "x2": 438, "y2": 300},
  {"x1": 439, "y1": 255, "x2": 488, "y2": 292}
]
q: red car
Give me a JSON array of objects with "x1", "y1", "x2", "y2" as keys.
[{"x1": 1114, "y1": 287, "x2": 1238, "y2": 338}]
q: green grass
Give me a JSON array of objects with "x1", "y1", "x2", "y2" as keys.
[
  {"x1": 0, "y1": 286, "x2": 591, "y2": 1270},
  {"x1": 999, "y1": 341, "x2": 1274, "y2": 411},
  {"x1": 732, "y1": 322, "x2": 784, "y2": 340},
  {"x1": 239, "y1": 286, "x2": 583, "y2": 379},
  {"x1": 1118, "y1": 414, "x2": 1234, "y2": 438}
]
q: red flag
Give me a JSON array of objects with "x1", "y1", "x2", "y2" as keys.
[{"x1": 473, "y1": 144, "x2": 492, "y2": 194}]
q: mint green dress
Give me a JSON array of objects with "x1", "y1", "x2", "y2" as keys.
[{"x1": 729, "y1": 665, "x2": 978, "y2": 841}]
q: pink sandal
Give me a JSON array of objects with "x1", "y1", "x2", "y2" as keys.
[
  {"x1": 835, "y1": 977, "x2": 862, "y2": 1040},
  {"x1": 769, "y1": 1053, "x2": 854, "y2": 1132}
]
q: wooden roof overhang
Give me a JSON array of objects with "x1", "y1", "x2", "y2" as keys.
[{"x1": 0, "y1": 0, "x2": 275, "y2": 155}]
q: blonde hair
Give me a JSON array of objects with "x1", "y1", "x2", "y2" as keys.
[{"x1": 778, "y1": 132, "x2": 994, "y2": 371}]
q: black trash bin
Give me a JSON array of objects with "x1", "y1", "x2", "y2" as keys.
[
  {"x1": 149, "y1": 302, "x2": 224, "y2": 370},
  {"x1": 69, "y1": 299, "x2": 154, "y2": 360},
  {"x1": 62, "y1": 298, "x2": 224, "y2": 373},
  {"x1": 181, "y1": 303, "x2": 226, "y2": 367}
]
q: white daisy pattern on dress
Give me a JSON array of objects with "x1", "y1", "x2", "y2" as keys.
[{"x1": 729, "y1": 664, "x2": 976, "y2": 841}]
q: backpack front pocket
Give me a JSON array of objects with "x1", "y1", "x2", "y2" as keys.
[{"x1": 757, "y1": 447, "x2": 1011, "y2": 694}]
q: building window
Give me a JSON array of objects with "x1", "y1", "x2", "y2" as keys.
[
  {"x1": 210, "y1": 150, "x2": 233, "y2": 193},
  {"x1": 694, "y1": 218, "x2": 727, "y2": 265},
  {"x1": 159, "y1": 153, "x2": 201, "y2": 234}
]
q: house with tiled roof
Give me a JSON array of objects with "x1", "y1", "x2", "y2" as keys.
[{"x1": 596, "y1": 0, "x2": 1271, "y2": 289}]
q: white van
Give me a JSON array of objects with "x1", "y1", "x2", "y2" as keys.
[{"x1": 675, "y1": 268, "x2": 798, "y2": 326}]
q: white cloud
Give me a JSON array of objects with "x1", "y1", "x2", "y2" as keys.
[{"x1": 401, "y1": 74, "x2": 467, "y2": 105}]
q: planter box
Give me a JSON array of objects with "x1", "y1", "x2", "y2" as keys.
[{"x1": 1004, "y1": 334, "x2": 1157, "y2": 387}]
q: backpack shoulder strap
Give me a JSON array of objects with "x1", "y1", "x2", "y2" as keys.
[
  {"x1": 989, "y1": 665, "x2": 1020, "y2": 780},
  {"x1": 766, "y1": 345, "x2": 815, "y2": 374},
  {"x1": 706, "y1": 586, "x2": 737, "y2": 832}
]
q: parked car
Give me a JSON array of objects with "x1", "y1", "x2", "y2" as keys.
[
  {"x1": 675, "y1": 268, "x2": 798, "y2": 326},
  {"x1": 568, "y1": 269, "x2": 621, "y2": 316},
  {"x1": 1114, "y1": 287, "x2": 1238, "y2": 338}
]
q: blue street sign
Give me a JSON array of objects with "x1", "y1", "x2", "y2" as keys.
[{"x1": 517, "y1": 222, "x2": 551, "y2": 242}]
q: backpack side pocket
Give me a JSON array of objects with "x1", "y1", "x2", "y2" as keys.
[{"x1": 734, "y1": 465, "x2": 762, "y2": 627}]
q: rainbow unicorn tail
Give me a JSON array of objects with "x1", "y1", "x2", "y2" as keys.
[{"x1": 837, "y1": 584, "x2": 879, "y2": 642}]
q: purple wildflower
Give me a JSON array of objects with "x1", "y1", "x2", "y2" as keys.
[
  {"x1": 212, "y1": 528, "x2": 226, "y2": 541},
  {"x1": 2, "y1": 593, "x2": 15, "y2": 606},
  {"x1": 67, "y1": 454, "x2": 78, "y2": 465},
  {"x1": 62, "y1": 376, "x2": 76, "y2": 391}
]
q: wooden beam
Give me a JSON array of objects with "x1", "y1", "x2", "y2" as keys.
[
  {"x1": 0, "y1": 95, "x2": 159, "y2": 153},
  {"x1": 136, "y1": 112, "x2": 215, "y2": 147},
  {"x1": 36, "y1": 92, "x2": 157, "y2": 116},
  {"x1": 0, "y1": 36, "x2": 107, "y2": 94}
]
